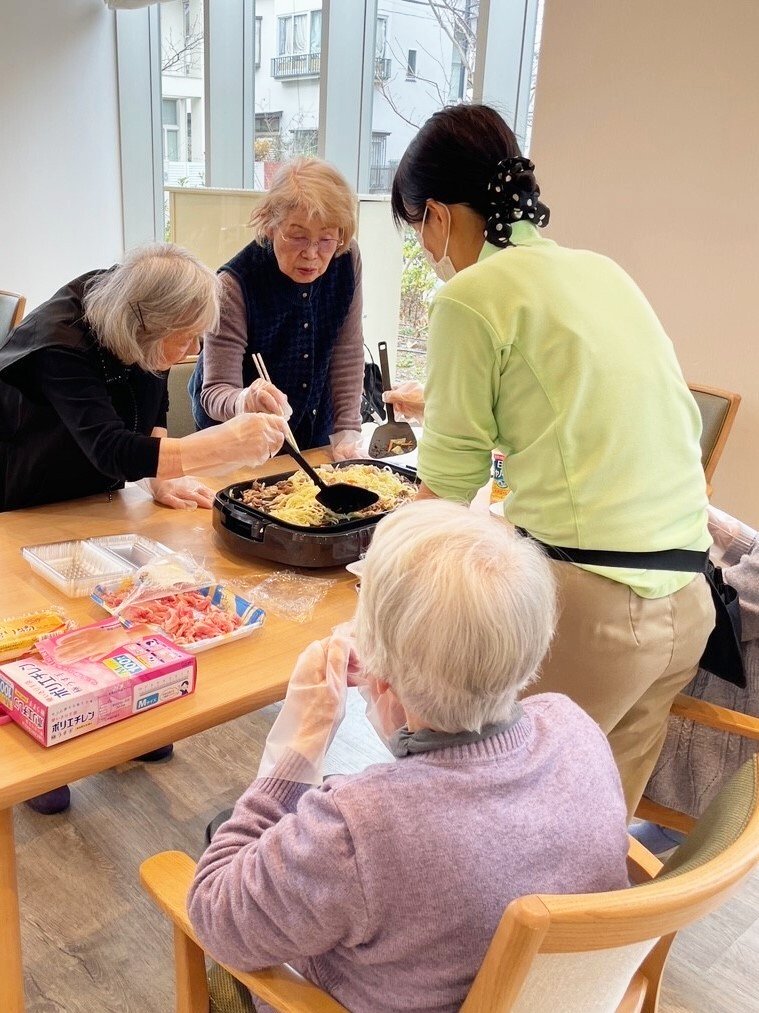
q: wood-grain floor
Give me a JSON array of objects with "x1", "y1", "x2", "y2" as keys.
[{"x1": 14, "y1": 691, "x2": 759, "y2": 1012}]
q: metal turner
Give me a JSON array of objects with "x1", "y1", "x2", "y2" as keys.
[{"x1": 368, "y1": 342, "x2": 417, "y2": 459}]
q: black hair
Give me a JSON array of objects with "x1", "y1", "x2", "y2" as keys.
[{"x1": 391, "y1": 104, "x2": 530, "y2": 228}]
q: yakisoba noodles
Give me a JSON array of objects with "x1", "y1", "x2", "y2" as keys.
[{"x1": 240, "y1": 464, "x2": 417, "y2": 526}]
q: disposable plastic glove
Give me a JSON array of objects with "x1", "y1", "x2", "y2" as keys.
[
  {"x1": 179, "y1": 412, "x2": 287, "y2": 473},
  {"x1": 234, "y1": 377, "x2": 293, "y2": 419},
  {"x1": 141, "y1": 476, "x2": 215, "y2": 510},
  {"x1": 329, "y1": 429, "x2": 365, "y2": 461},
  {"x1": 708, "y1": 506, "x2": 758, "y2": 566},
  {"x1": 45, "y1": 620, "x2": 162, "y2": 666},
  {"x1": 257, "y1": 634, "x2": 354, "y2": 784},
  {"x1": 382, "y1": 380, "x2": 425, "y2": 423}
]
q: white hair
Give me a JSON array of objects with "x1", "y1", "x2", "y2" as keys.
[
  {"x1": 354, "y1": 499, "x2": 558, "y2": 733},
  {"x1": 83, "y1": 243, "x2": 221, "y2": 371}
]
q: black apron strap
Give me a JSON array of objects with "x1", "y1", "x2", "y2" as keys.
[{"x1": 514, "y1": 528, "x2": 709, "y2": 572}]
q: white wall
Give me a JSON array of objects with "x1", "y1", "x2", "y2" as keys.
[
  {"x1": 0, "y1": 0, "x2": 123, "y2": 311},
  {"x1": 531, "y1": 0, "x2": 759, "y2": 526}
]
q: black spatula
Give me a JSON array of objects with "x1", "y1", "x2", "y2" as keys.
[
  {"x1": 368, "y1": 342, "x2": 418, "y2": 459},
  {"x1": 285, "y1": 440, "x2": 379, "y2": 514}
]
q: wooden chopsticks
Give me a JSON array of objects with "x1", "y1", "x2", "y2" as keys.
[{"x1": 251, "y1": 352, "x2": 301, "y2": 453}]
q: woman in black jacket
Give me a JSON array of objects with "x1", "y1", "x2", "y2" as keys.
[{"x1": 0, "y1": 243, "x2": 287, "y2": 512}]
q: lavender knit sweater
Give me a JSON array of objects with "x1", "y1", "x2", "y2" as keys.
[{"x1": 188, "y1": 694, "x2": 629, "y2": 1013}]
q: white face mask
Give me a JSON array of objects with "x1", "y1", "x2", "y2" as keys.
[{"x1": 420, "y1": 205, "x2": 457, "y2": 282}]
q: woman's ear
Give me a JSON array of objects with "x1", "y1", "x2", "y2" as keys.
[{"x1": 424, "y1": 200, "x2": 448, "y2": 230}]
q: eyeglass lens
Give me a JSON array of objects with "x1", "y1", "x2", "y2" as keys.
[{"x1": 282, "y1": 232, "x2": 341, "y2": 253}]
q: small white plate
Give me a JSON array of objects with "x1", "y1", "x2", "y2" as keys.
[
  {"x1": 489, "y1": 500, "x2": 507, "y2": 518},
  {"x1": 345, "y1": 558, "x2": 366, "y2": 578}
]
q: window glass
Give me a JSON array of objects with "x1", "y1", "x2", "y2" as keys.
[
  {"x1": 160, "y1": 0, "x2": 205, "y2": 189},
  {"x1": 371, "y1": 2, "x2": 479, "y2": 384},
  {"x1": 376, "y1": 16, "x2": 387, "y2": 57},
  {"x1": 277, "y1": 15, "x2": 292, "y2": 56},
  {"x1": 254, "y1": 3, "x2": 322, "y2": 191},
  {"x1": 310, "y1": 10, "x2": 322, "y2": 54},
  {"x1": 293, "y1": 13, "x2": 308, "y2": 54}
]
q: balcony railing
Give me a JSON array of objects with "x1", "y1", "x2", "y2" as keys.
[
  {"x1": 375, "y1": 57, "x2": 391, "y2": 81},
  {"x1": 271, "y1": 52, "x2": 321, "y2": 79},
  {"x1": 369, "y1": 164, "x2": 396, "y2": 193}
]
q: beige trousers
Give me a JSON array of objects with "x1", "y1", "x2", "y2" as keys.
[{"x1": 523, "y1": 563, "x2": 715, "y2": 818}]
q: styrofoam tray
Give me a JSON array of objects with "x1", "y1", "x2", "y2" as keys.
[
  {"x1": 91, "y1": 582, "x2": 265, "y2": 654},
  {"x1": 22, "y1": 541, "x2": 132, "y2": 597}
]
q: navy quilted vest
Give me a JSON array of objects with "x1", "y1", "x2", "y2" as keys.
[{"x1": 214, "y1": 240, "x2": 355, "y2": 449}]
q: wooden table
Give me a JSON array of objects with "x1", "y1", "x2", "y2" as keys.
[{"x1": 0, "y1": 452, "x2": 358, "y2": 1013}]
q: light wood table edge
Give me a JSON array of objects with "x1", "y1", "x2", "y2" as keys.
[{"x1": 0, "y1": 676, "x2": 288, "y2": 810}]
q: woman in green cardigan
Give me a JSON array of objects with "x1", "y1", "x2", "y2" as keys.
[{"x1": 387, "y1": 103, "x2": 714, "y2": 818}]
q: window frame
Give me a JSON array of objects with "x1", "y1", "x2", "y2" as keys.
[{"x1": 117, "y1": 0, "x2": 543, "y2": 240}]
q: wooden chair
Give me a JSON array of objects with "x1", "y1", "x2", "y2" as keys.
[
  {"x1": 141, "y1": 756, "x2": 759, "y2": 1013},
  {"x1": 0, "y1": 290, "x2": 26, "y2": 342},
  {"x1": 167, "y1": 356, "x2": 200, "y2": 437},
  {"x1": 636, "y1": 693, "x2": 759, "y2": 833},
  {"x1": 688, "y1": 383, "x2": 741, "y2": 486}
]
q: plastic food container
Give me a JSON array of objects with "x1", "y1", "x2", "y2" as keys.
[
  {"x1": 91, "y1": 582, "x2": 266, "y2": 654},
  {"x1": 22, "y1": 541, "x2": 133, "y2": 597},
  {"x1": 88, "y1": 534, "x2": 172, "y2": 569}
]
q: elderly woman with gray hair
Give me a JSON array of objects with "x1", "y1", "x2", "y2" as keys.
[
  {"x1": 188, "y1": 501, "x2": 630, "y2": 1013},
  {"x1": 0, "y1": 243, "x2": 287, "y2": 512}
]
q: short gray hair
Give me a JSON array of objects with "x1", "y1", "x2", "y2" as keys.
[
  {"x1": 249, "y1": 157, "x2": 357, "y2": 254},
  {"x1": 354, "y1": 500, "x2": 557, "y2": 733},
  {"x1": 83, "y1": 243, "x2": 222, "y2": 371}
]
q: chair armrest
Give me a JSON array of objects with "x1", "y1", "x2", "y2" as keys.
[
  {"x1": 670, "y1": 694, "x2": 759, "y2": 741},
  {"x1": 140, "y1": 852, "x2": 349, "y2": 1013},
  {"x1": 626, "y1": 836, "x2": 663, "y2": 883}
]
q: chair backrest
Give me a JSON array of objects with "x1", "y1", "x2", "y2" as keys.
[
  {"x1": 688, "y1": 383, "x2": 741, "y2": 484},
  {"x1": 461, "y1": 755, "x2": 759, "y2": 1013},
  {"x1": 0, "y1": 290, "x2": 26, "y2": 343},
  {"x1": 167, "y1": 357, "x2": 199, "y2": 437}
]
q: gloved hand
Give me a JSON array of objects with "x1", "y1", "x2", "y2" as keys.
[
  {"x1": 234, "y1": 378, "x2": 292, "y2": 419},
  {"x1": 143, "y1": 476, "x2": 215, "y2": 510},
  {"x1": 382, "y1": 381, "x2": 425, "y2": 423},
  {"x1": 329, "y1": 430, "x2": 365, "y2": 461},
  {"x1": 179, "y1": 413, "x2": 287, "y2": 473},
  {"x1": 257, "y1": 634, "x2": 354, "y2": 784},
  {"x1": 708, "y1": 506, "x2": 758, "y2": 566}
]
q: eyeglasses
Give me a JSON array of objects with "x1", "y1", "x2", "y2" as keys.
[{"x1": 279, "y1": 231, "x2": 343, "y2": 255}]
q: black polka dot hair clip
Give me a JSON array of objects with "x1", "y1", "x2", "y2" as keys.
[{"x1": 484, "y1": 156, "x2": 551, "y2": 247}]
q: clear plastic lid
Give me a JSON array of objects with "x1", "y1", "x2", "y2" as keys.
[
  {"x1": 87, "y1": 534, "x2": 172, "y2": 570},
  {"x1": 22, "y1": 541, "x2": 133, "y2": 598}
]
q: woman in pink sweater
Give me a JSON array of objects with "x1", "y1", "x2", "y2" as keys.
[{"x1": 188, "y1": 501, "x2": 630, "y2": 1012}]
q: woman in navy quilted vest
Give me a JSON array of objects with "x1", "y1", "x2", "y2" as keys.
[{"x1": 190, "y1": 158, "x2": 365, "y2": 460}]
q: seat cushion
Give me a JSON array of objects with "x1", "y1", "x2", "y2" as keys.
[
  {"x1": 208, "y1": 962, "x2": 256, "y2": 1013},
  {"x1": 657, "y1": 755, "x2": 758, "y2": 879}
]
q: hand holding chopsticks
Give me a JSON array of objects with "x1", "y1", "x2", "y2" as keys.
[{"x1": 249, "y1": 352, "x2": 301, "y2": 453}]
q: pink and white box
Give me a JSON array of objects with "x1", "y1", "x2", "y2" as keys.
[{"x1": 0, "y1": 618, "x2": 196, "y2": 746}]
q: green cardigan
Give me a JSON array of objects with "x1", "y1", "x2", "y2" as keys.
[{"x1": 418, "y1": 221, "x2": 710, "y2": 598}]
